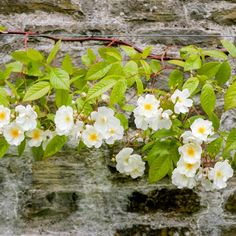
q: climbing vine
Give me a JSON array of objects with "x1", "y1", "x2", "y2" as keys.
[{"x1": 0, "y1": 28, "x2": 236, "y2": 190}]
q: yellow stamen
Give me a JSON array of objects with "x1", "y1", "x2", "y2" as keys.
[
  {"x1": 187, "y1": 147, "x2": 195, "y2": 157},
  {"x1": 185, "y1": 163, "x2": 194, "y2": 170},
  {"x1": 65, "y1": 115, "x2": 71, "y2": 123},
  {"x1": 32, "y1": 130, "x2": 41, "y2": 140},
  {"x1": 10, "y1": 128, "x2": 20, "y2": 138},
  {"x1": 198, "y1": 127, "x2": 206, "y2": 134},
  {"x1": 177, "y1": 97, "x2": 183, "y2": 103},
  {"x1": 89, "y1": 133, "x2": 98, "y2": 141},
  {"x1": 0, "y1": 111, "x2": 6, "y2": 121},
  {"x1": 109, "y1": 128, "x2": 116, "y2": 135},
  {"x1": 144, "y1": 103, "x2": 153, "y2": 111},
  {"x1": 216, "y1": 171, "x2": 222, "y2": 177},
  {"x1": 100, "y1": 116, "x2": 107, "y2": 123}
]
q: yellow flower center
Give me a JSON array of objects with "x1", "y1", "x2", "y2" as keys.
[
  {"x1": 32, "y1": 130, "x2": 41, "y2": 140},
  {"x1": 198, "y1": 127, "x2": 206, "y2": 134},
  {"x1": 0, "y1": 111, "x2": 6, "y2": 121},
  {"x1": 89, "y1": 133, "x2": 98, "y2": 142},
  {"x1": 187, "y1": 147, "x2": 195, "y2": 157},
  {"x1": 109, "y1": 128, "x2": 116, "y2": 135},
  {"x1": 177, "y1": 97, "x2": 183, "y2": 103},
  {"x1": 144, "y1": 103, "x2": 153, "y2": 111},
  {"x1": 100, "y1": 116, "x2": 107, "y2": 124},
  {"x1": 65, "y1": 115, "x2": 71, "y2": 123},
  {"x1": 185, "y1": 163, "x2": 194, "y2": 170},
  {"x1": 10, "y1": 128, "x2": 20, "y2": 138},
  {"x1": 216, "y1": 171, "x2": 222, "y2": 177}
]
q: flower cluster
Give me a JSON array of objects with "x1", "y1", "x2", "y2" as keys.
[
  {"x1": 133, "y1": 94, "x2": 172, "y2": 131},
  {"x1": 172, "y1": 118, "x2": 233, "y2": 190},
  {"x1": 115, "y1": 147, "x2": 145, "y2": 179}
]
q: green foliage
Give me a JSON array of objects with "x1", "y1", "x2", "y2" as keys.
[{"x1": 0, "y1": 138, "x2": 9, "y2": 158}]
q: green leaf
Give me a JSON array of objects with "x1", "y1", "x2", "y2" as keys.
[
  {"x1": 168, "y1": 60, "x2": 185, "y2": 67},
  {"x1": 140, "y1": 60, "x2": 151, "y2": 80},
  {"x1": 182, "y1": 77, "x2": 199, "y2": 95},
  {"x1": 81, "y1": 49, "x2": 96, "y2": 66},
  {"x1": 184, "y1": 54, "x2": 202, "y2": 71},
  {"x1": 198, "y1": 62, "x2": 221, "y2": 79},
  {"x1": 23, "y1": 81, "x2": 50, "y2": 101},
  {"x1": 122, "y1": 104, "x2": 135, "y2": 112},
  {"x1": 6, "y1": 62, "x2": 23, "y2": 73},
  {"x1": 99, "y1": 47, "x2": 122, "y2": 62},
  {"x1": 55, "y1": 89, "x2": 72, "y2": 107},
  {"x1": 86, "y1": 61, "x2": 113, "y2": 80},
  {"x1": 62, "y1": 54, "x2": 73, "y2": 75},
  {"x1": 0, "y1": 138, "x2": 9, "y2": 158},
  {"x1": 0, "y1": 87, "x2": 9, "y2": 107},
  {"x1": 207, "y1": 137, "x2": 223, "y2": 156},
  {"x1": 46, "y1": 40, "x2": 61, "y2": 64},
  {"x1": 135, "y1": 76, "x2": 144, "y2": 95},
  {"x1": 11, "y1": 51, "x2": 30, "y2": 64},
  {"x1": 0, "y1": 25, "x2": 6, "y2": 32},
  {"x1": 44, "y1": 135, "x2": 67, "y2": 158},
  {"x1": 110, "y1": 79, "x2": 127, "y2": 105},
  {"x1": 150, "y1": 60, "x2": 161, "y2": 73},
  {"x1": 87, "y1": 78, "x2": 117, "y2": 100},
  {"x1": 203, "y1": 50, "x2": 227, "y2": 60},
  {"x1": 221, "y1": 39, "x2": 236, "y2": 58},
  {"x1": 124, "y1": 61, "x2": 139, "y2": 87},
  {"x1": 215, "y1": 61, "x2": 231, "y2": 86},
  {"x1": 142, "y1": 46, "x2": 152, "y2": 59},
  {"x1": 168, "y1": 69, "x2": 183, "y2": 89},
  {"x1": 115, "y1": 113, "x2": 129, "y2": 130},
  {"x1": 120, "y1": 46, "x2": 138, "y2": 58},
  {"x1": 151, "y1": 129, "x2": 178, "y2": 139},
  {"x1": 32, "y1": 145, "x2": 44, "y2": 161},
  {"x1": 76, "y1": 98, "x2": 93, "y2": 115},
  {"x1": 50, "y1": 68, "x2": 70, "y2": 90},
  {"x1": 148, "y1": 155, "x2": 171, "y2": 183},
  {"x1": 18, "y1": 139, "x2": 26, "y2": 157},
  {"x1": 223, "y1": 128, "x2": 236, "y2": 157},
  {"x1": 209, "y1": 112, "x2": 220, "y2": 131},
  {"x1": 200, "y1": 84, "x2": 216, "y2": 116},
  {"x1": 27, "y1": 48, "x2": 44, "y2": 62},
  {"x1": 224, "y1": 82, "x2": 236, "y2": 110}
]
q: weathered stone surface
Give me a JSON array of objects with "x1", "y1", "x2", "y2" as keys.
[
  {"x1": 225, "y1": 191, "x2": 236, "y2": 213},
  {"x1": 211, "y1": 7, "x2": 236, "y2": 26}
]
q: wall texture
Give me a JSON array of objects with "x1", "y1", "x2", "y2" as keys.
[{"x1": 0, "y1": 1, "x2": 236, "y2": 235}]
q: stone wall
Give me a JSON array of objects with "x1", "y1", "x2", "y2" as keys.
[{"x1": 0, "y1": 1, "x2": 236, "y2": 235}]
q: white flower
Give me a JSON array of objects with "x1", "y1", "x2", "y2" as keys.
[
  {"x1": 55, "y1": 106, "x2": 74, "y2": 136},
  {"x1": 3, "y1": 122, "x2": 24, "y2": 146},
  {"x1": 134, "y1": 114, "x2": 149, "y2": 130},
  {"x1": 42, "y1": 130, "x2": 55, "y2": 150},
  {"x1": 115, "y1": 147, "x2": 145, "y2": 178},
  {"x1": 190, "y1": 118, "x2": 213, "y2": 142},
  {"x1": 127, "y1": 154, "x2": 145, "y2": 179},
  {"x1": 103, "y1": 118, "x2": 124, "y2": 144},
  {"x1": 91, "y1": 106, "x2": 114, "y2": 132},
  {"x1": 208, "y1": 160, "x2": 233, "y2": 189},
  {"x1": 15, "y1": 105, "x2": 37, "y2": 131},
  {"x1": 0, "y1": 105, "x2": 10, "y2": 128},
  {"x1": 181, "y1": 131, "x2": 203, "y2": 145},
  {"x1": 26, "y1": 128, "x2": 43, "y2": 147},
  {"x1": 176, "y1": 158, "x2": 200, "y2": 177},
  {"x1": 171, "y1": 89, "x2": 193, "y2": 114},
  {"x1": 101, "y1": 94, "x2": 110, "y2": 103},
  {"x1": 116, "y1": 147, "x2": 134, "y2": 174},
  {"x1": 68, "y1": 121, "x2": 84, "y2": 147},
  {"x1": 134, "y1": 94, "x2": 160, "y2": 118},
  {"x1": 82, "y1": 125, "x2": 103, "y2": 148},
  {"x1": 178, "y1": 142, "x2": 202, "y2": 164},
  {"x1": 149, "y1": 109, "x2": 172, "y2": 130},
  {"x1": 172, "y1": 168, "x2": 196, "y2": 189}
]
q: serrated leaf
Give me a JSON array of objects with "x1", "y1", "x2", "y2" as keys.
[
  {"x1": 55, "y1": 89, "x2": 72, "y2": 108},
  {"x1": 168, "y1": 60, "x2": 185, "y2": 67},
  {"x1": 27, "y1": 48, "x2": 44, "y2": 62},
  {"x1": 198, "y1": 62, "x2": 221, "y2": 79},
  {"x1": 221, "y1": 39, "x2": 236, "y2": 58},
  {"x1": 120, "y1": 46, "x2": 138, "y2": 58},
  {"x1": 124, "y1": 61, "x2": 139, "y2": 87},
  {"x1": 62, "y1": 54, "x2": 73, "y2": 75},
  {"x1": 200, "y1": 83, "x2": 216, "y2": 116},
  {"x1": 182, "y1": 77, "x2": 199, "y2": 95},
  {"x1": 50, "y1": 68, "x2": 70, "y2": 90},
  {"x1": 168, "y1": 69, "x2": 183, "y2": 89},
  {"x1": 184, "y1": 54, "x2": 202, "y2": 71},
  {"x1": 99, "y1": 47, "x2": 122, "y2": 62},
  {"x1": 44, "y1": 135, "x2": 67, "y2": 158},
  {"x1": 207, "y1": 137, "x2": 223, "y2": 156},
  {"x1": 87, "y1": 78, "x2": 117, "y2": 100},
  {"x1": 0, "y1": 138, "x2": 9, "y2": 158},
  {"x1": 215, "y1": 61, "x2": 231, "y2": 86},
  {"x1": 86, "y1": 61, "x2": 113, "y2": 80},
  {"x1": 110, "y1": 79, "x2": 127, "y2": 105},
  {"x1": 46, "y1": 40, "x2": 61, "y2": 64},
  {"x1": 0, "y1": 87, "x2": 9, "y2": 106},
  {"x1": 203, "y1": 50, "x2": 227, "y2": 60},
  {"x1": 115, "y1": 113, "x2": 128, "y2": 130},
  {"x1": 23, "y1": 81, "x2": 50, "y2": 101},
  {"x1": 224, "y1": 82, "x2": 236, "y2": 110},
  {"x1": 142, "y1": 46, "x2": 153, "y2": 59},
  {"x1": 223, "y1": 128, "x2": 236, "y2": 157},
  {"x1": 76, "y1": 98, "x2": 93, "y2": 115},
  {"x1": 150, "y1": 60, "x2": 161, "y2": 73},
  {"x1": 140, "y1": 60, "x2": 151, "y2": 80},
  {"x1": 148, "y1": 155, "x2": 171, "y2": 183}
]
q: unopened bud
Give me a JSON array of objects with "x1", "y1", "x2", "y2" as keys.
[
  {"x1": 101, "y1": 94, "x2": 110, "y2": 103},
  {"x1": 111, "y1": 157, "x2": 116, "y2": 162},
  {"x1": 81, "y1": 92, "x2": 87, "y2": 98},
  {"x1": 172, "y1": 114, "x2": 177, "y2": 119}
]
